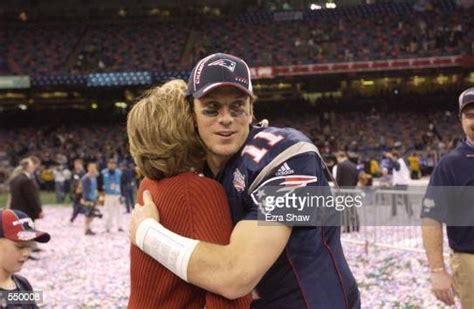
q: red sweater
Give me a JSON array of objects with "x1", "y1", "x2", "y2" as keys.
[{"x1": 129, "y1": 172, "x2": 251, "y2": 309}]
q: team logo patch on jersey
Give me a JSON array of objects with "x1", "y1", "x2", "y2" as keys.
[
  {"x1": 275, "y1": 163, "x2": 295, "y2": 176},
  {"x1": 423, "y1": 198, "x2": 435, "y2": 212},
  {"x1": 208, "y1": 59, "x2": 237, "y2": 72},
  {"x1": 233, "y1": 168, "x2": 246, "y2": 192}
]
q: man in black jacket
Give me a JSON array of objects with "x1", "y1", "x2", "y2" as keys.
[
  {"x1": 9, "y1": 157, "x2": 44, "y2": 258},
  {"x1": 335, "y1": 151, "x2": 360, "y2": 232},
  {"x1": 9, "y1": 157, "x2": 42, "y2": 221}
]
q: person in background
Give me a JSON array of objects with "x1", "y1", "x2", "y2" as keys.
[
  {"x1": 70, "y1": 159, "x2": 85, "y2": 223},
  {"x1": 53, "y1": 165, "x2": 69, "y2": 204},
  {"x1": 81, "y1": 162, "x2": 99, "y2": 236},
  {"x1": 120, "y1": 162, "x2": 136, "y2": 213},
  {"x1": 99, "y1": 159, "x2": 123, "y2": 232},
  {"x1": 335, "y1": 151, "x2": 360, "y2": 233},
  {"x1": 9, "y1": 158, "x2": 43, "y2": 230},
  {"x1": 407, "y1": 152, "x2": 421, "y2": 180},
  {"x1": 421, "y1": 87, "x2": 474, "y2": 308},
  {"x1": 387, "y1": 151, "x2": 413, "y2": 217}
]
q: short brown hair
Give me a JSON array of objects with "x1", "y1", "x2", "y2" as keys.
[
  {"x1": 127, "y1": 79, "x2": 205, "y2": 180},
  {"x1": 336, "y1": 151, "x2": 347, "y2": 160}
]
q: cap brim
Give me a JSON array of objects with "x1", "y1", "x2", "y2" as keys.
[
  {"x1": 192, "y1": 82, "x2": 255, "y2": 99},
  {"x1": 460, "y1": 100, "x2": 474, "y2": 114},
  {"x1": 13, "y1": 229, "x2": 51, "y2": 243}
]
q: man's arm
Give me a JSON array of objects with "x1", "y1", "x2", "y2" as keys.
[
  {"x1": 132, "y1": 194, "x2": 291, "y2": 299},
  {"x1": 189, "y1": 220, "x2": 291, "y2": 299},
  {"x1": 421, "y1": 218, "x2": 455, "y2": 306},
  {"x1": 131, "y1": 190, "x2": 291, "y2": 300}
]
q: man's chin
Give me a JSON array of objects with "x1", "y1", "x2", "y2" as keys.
[{"x1": 212, "y1": 145, "x2": 240, "y2": 158}]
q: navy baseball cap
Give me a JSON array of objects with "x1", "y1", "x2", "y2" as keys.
[
  {"x1": 0, "y1": 209, "x2": 50, "y2": 243},
  {"x1": 187, "y1": 53, "x2": 255, "y2": 99},
  {"x1": 459, "y1": 87, "x2": 474, "y2": 114}
]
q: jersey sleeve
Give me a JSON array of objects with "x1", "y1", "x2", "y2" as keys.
[
  {"x1": 420, "y1": 161, "x2": 452, "y2": 223},
  {"x1": 187, "y1": 177, "x2": 252, "y2": 308}
]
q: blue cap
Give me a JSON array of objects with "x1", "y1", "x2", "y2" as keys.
[
  {"x1": 187, "y1": 53, "x2": 254, "y2": 99},
  {"x1": 459, "y1": 87, "x2": 474, "y2": 114}
]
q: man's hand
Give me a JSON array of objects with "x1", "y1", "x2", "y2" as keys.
[
  {"x1": 129, "y1": 190, "x2": 160, "y2": 245},
  {"x1": 431, "y1": 270, "x2": 456, "y2": 306}
]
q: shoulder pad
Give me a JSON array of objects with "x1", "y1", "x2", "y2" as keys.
[{"x1": 240, "y1": 126, "x2": 317, "y2": 172}]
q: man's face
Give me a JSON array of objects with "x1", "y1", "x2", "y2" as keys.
[
  {"x1": 107, "y1": 161, "x2": 116, "y2": 171},
  {"x1": 26, "y1": 160, "x2": 37, "y2": 174},
  {"x1": 0, "y1": 239, "x2": 32, "y2": 274},
  {"x1": 88, "y1": 163, "x2": 98, "y2": 175},
  {"x1": 74, "y1": 160, "x2": 83, "y2": 171},
  {"x1": 193, "y1": 86, "x2": 253, "y2": 165},
  {"x1": 461, "y1": 104, "x2": 474, "y2": 143}
]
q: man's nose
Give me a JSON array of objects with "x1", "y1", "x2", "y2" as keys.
[{"x1": 217, "y1": 107, "x2": 234, "y2": 125}]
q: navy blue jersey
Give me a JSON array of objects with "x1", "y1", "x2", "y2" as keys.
[
  {"x1": 421, "y1": 139, "x2": 474, "y2": 253},
  {"x1": 205, "y1": 126, "x2": 360, "y2": 309}
]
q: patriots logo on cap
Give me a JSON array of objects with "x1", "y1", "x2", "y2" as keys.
[{"x1": 208, "y1": 59, "x2": 237, "y2": 72}]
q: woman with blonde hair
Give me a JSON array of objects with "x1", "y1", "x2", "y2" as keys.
[{"x1": 127, "y1": 79, "x2": 250, "y2": 308}]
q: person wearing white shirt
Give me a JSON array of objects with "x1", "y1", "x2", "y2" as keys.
[{"x1": 387, "y1": 151, "x2": 413, "y2": 217}]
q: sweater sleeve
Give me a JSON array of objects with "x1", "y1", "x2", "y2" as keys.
[{"x1": 187, "y1": 176, "x2": 252, "y2": 308}]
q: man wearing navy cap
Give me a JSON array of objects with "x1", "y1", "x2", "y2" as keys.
[
  {"x1": 421, "y1": 87, "x2": 474, "y2": 308},
  {"x1": 0, "y1": 209, "x2": 50, "y2": 308},
  {"x1": 130, "y1": 53, "x2": 360, "y2": 308}
]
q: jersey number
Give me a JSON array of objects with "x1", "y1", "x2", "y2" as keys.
[{"x1": 242, "y1": 132, "x2": 284, "y2": 163}]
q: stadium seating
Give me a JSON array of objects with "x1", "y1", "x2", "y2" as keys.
[{"x1": 0, "y1": 0, "x2": 471, "y2": 75}]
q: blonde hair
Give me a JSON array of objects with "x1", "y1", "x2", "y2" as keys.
[
  {"x1": 127, "y1": 79, "x2": 205, "y2": 180},
  {"x1": 7, "y1": 158, "x2": 31, "y2": 183}
]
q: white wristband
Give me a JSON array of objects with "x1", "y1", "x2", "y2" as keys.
[{"x1": 135, "y1": 218, "x2": 199, "y2": 282}]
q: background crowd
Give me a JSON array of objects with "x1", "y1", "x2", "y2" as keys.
[{"x1": 0, "y1": 0, "x2": 472, "y2": 76}]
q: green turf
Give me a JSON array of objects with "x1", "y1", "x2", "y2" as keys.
[{"x1": 0, "y1": 191, "x2": 70, "y2": 208}]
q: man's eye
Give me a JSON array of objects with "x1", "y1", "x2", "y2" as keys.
[
  {"x1": 230, "y1": 105, "x2": 246, "y2": 117},
  {"x1": 202, "y1": 108, "x2": 219, "y2": 117}
]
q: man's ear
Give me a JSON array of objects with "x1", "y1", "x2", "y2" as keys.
[{"x1": 248, "y1": 99, "x2": 254, "y2": 124}]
